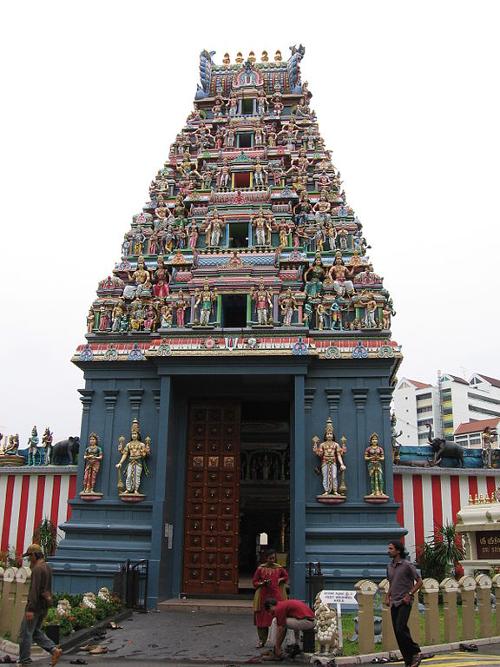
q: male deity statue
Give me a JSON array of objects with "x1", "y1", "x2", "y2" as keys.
[
  {"x1": 251, "y1": 282, "x2": 273, "y2": 326},
  {"x1": 482, "y1": 427, "x2": 497, "y2": 469},
  {"x1": 82, "y1": 433, "x2": 103, "y2": 495},
  {"x1": 116, "y1": 419, "x2": 151, "y2": 497},
  {"x1": 27, "y1": 425, "x2": 39, "y2": 466},
  {"x1": 252, "y1": 208, "x2": 272, "y2": 246},
  {"x1": 195, "y1": 282, "x2": 217, "y2": 326},
  {"x1": 205, "y1": 209, "x2": 226, "y2": 247},
  {"x1": 312, "y1": 418, "x2": 346, "y2": 498}
]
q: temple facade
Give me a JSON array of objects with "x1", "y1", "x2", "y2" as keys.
[{"x1": 52, "y1": 46, "x2": 404, "y2": 607}]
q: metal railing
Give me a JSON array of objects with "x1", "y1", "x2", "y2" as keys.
[{"x1": 113, "y1": 559, "x2": 149, "y2": 612}]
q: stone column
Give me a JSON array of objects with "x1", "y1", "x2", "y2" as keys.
[
  {"x1": 440, "y1": 577, "x2": 459, "y2": 643},
  {"x1": 325, "y1": 388, "x2": 342, "y2": 429},
  {"x1": 149, "y1": 375, "x2": 172, "y2": 606},
  {"x1": 422, "y1": 578, "x2": 440, "y2": 645},
  {"x1": 102, "y1": 390, "x2": 119, "y2": 497},
  {"x1": 475, "y1": 573, "x2": 492, "y2": 638},
  {"x1": 458, "y1": 575, "x2": 477, "y2": 640},
  {"x1": 354, "y1": 579, "x2": 378, "y2": 655},
  {"x1": 493, "y1": 574, "x2": 500, "y2": 635},
  {"x1": 351, "y1": 389, "x2": 369, "y2": 500},
  {"x1": 77, "y1": 389, "x2": 94, "y2": 492},
  {"x1": 291, "y1": 374, "x2": 306, "y2": 600},
  {"x1": 378, "y1": 578, "x2": 397, "y2": 651},
  {"x1": 377, "y1": 387, "x2": 394, "y2": 499}
]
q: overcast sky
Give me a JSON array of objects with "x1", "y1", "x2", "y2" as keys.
[{"x1": 1, "y1": 0, "x2": 499, "y2": 445}]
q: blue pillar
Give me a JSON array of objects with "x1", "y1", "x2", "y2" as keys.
[
  {"x1": 76, "y1": 389, "x2": 94, "y2": 493},
  {"x1": 291, "y1": 374, "x2": 306, "y2": 599},
  {"x1": 352, "y1": 388, "x2": 369, "y2": 500},
  {"x1": 149, "y1": 375, "x2": 172, "y2": 607},
  {"x1": 378, "y1": 387, "x2": 395, "y2": 500},
  {"x1": 102, "y1": 389, "x2": 119, "y2": 497}
]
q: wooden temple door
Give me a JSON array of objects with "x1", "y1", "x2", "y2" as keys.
[{"x1": 182, "y1": 402, "x2": 241, "y2": 595}]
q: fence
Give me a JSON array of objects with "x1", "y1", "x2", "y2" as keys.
[
  {"x1": 0, "y1": 566, "x2": 32, "y2": 642},
  {"x1": 355, "y1": 574, "x2": 500, "y2": 655}
]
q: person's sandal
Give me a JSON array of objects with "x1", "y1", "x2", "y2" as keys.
[{"x1": 51, "y1": 647, "x2": 63, "y2": 666}]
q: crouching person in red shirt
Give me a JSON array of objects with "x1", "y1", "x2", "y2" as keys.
[{"x1": 263, "y1": 598, "x2": 315, "y2": 661}]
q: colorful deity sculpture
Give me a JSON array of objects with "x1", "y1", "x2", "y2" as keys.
[
  {"x1": 364, "y1": 433, "x2": 388, "y2": 500},
  {"x1": 482, "y1": 427, "x2": 497, "y2": 469},
  {"x1": 41, "y1": 427, "x2": 53, "y2": 465},
  {"x1": 304, "y1": 253, "x2": 326, "y2": 299},
  {"x1": 251, "y1": 282, "x2": 273, "y2": 326},
  {"x1": 27, "y1": 426, "x2": 39, "y2": 466},
  {"x1": 195, "y1": 283, "x2": 217, "y2": 326},
  {"x1": 116, "y1": 419, "x2": 151, "y2": 498},
  {"x1": 279, "y1": 288, "x2": 297, "y2": 326},
  {"x1": 81, "y1": 433, "x2": 103, "y2": 497},
  {"x1": 312, "y1": 418, "x2": 346, "y2": 499}
]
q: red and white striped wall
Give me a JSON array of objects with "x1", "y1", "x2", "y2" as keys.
[
  {"x1": 393, "y1": 467, "x2": 500, "y2": 559},
  {"x1": 0, "y1": 469, "x2": 77, "y2": 558}
]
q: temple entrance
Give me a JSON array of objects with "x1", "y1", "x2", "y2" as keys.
[{"x1": 182, "y1": 397, "x2": 290, "y2": 596}]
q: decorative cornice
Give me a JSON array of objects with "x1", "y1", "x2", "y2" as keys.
[
  {"x1": 78, "y1": 389, "x2": 94, "y2": 412},
  {"x1": 128, "y1": 389, "x2": 144, "y2": 412},
  {"x1": 377, "y1": 387, "x2": 393, "y2": 409},
  {"x1": 351, "y1": 388, "x2": 369, "y2": 407},
  {"x1": 103, "y1": 389, "x2": 119, "y2": 411},
  {"x1": 325, "y1": 388, "x2": 342, "y2": 414}
]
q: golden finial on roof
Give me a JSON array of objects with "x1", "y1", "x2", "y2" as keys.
[
  {"x1": 261, "y1": 50, "x2": 269, "y2": 62},
  {"x1": 274, "y1": 50, "x2": 282, "y2": 63},
  {"x1": 223, "y1": 53, "x2": 230, "y2": 65},
  {"x1": 248, "y1": 51, "x2": 256, "y2": 64},
  {"x1": 235, "y1": 52, "x2": 244, "y2": 64}
]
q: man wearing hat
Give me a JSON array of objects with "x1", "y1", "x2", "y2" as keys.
[{"x1": 17, "y1": 544, "x2": 62, "y2": 666}]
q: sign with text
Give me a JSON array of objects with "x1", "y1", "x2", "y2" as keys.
[
  {"x1": 476, "y1": 531, "x2": 500, "y2": 559},
  {"x1": 320, "y1": 590, "x2": 357, "y2": 605}
]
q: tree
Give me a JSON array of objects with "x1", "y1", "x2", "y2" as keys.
[{"x1": 416, "y1": 522, "x2": 465, "y2": 582}]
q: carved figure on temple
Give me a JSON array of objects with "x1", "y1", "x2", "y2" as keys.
[
  {"x1": 27, "y1": 426, "x2": 39, "y2": 466},
  {"x1": 186, "y1": 221, "x2": 199, "y2": 249},
  {"x1": 304, "y1": 253, "x2": 326, "y2": 299},
  {"x1": 174, "y1": 290, "x2": 188, "y2": 327},
  {"x1": 312, "y1": 418, "x2": 346, "y2": 498},
  {"x1": 217, "y1": 159, "x2": 231, "y2": 188},
  {"x1": 251, "y1": 282, "x2": 273, "y2": 326},
  {"x1": 132, "y1": 228, "x2": 146, "y2": 256},
  {"x1": 363, "y1": 293, "x2": 378, "y2": 328},
  {"x1": 86, "y1": 308, "x2": 95, "y2": 334},
  {"x1": 295, "y1": 97, "x2": 311, "y2": 119},
  {"x1": 253, "y1": 160, "x2": 267, "y2": 187},
  {"x1": 121, "y1": 235, "x2": 131, "y2": 257},
  {"x1": 257, "y1": 92, "x2": 267, "y2": 116},
  {"x1": 364, "y1": 433, "x2": 388, "y2": 499},
  {"x1": 212, "y1": 95, "x2": 225, "y2": 118},
  {"x1": 279, "y1": 288, "x2": 297, "y2": 326},
  {"x1": 293, "y1": 191, "x2": 312, "y2": 226},
  {"x1": 329, "y1": 252, "x2": 354, "y2": 297},
  {"x1": 227, "y1": 95, "x2": 238, "y2": 118},
  {"x1": 252, "y1": 208, "x2": 272, "y2": 246},
  {"x1": 482, "y1": 427, "x2": 497, "y2": 469},
  {"x1": 152, "y1": 255, "x2": 170, "y2": 297},
  {"x1": 315, "y1": 299, "x2": 327, "y2": 330},
  {"x1": 129, "y1": 299, "x2": 145, "y2": 331},
  {"x1": 98, "y1": 306, "x2": 111, "y2": 332},
  {"x1": 266, "y1": 125, "x2": 277, "y2": 147},
  {"x1": 254, "y1": 126, "x2": 265, "y2": 146},
  {"x1": 195, "y1": 283, "x2": 217, "y2": 326},
  {"x1": 41, "y1": 427, "x2": 53, "y2": 465},
  {"x1": 313, "y1": 191, "x2": 332, "y2": 225},
  {"x1": 391, "y1": 413, "x2": 403, "y2": 464},
  {"x1": 382, "y1": 303, "x2": 393, "y2": 330},
  {"x1": 277, "y1": 220, "x2": 292, "y2": 248},
  {"x1": 82, "y1": 433, "x2": 103, "y2": 495},
  {"x1": 143, "y1": 303, "x2": 158, "y2": 331},
  {"x1": 205, "y1": 209, "x2": 226, "y2": 247},
  {"x1": 160, "y1": 303, "x2": 173, "y2": 328},
  {"x1": 2, "y1": 434, "x2": 19, "y2": 456},
  {"x1": 125, "y1": 256, "x2": 151, "y2": 299},
  {"x1": 112, "y1": 299, "x2": 126, "y2": 332},
  {"x1": 271, "y1": 90, "x2": 284, "y2": 118},
  {"x1": 116, "y1": 419, "x2": 151, "y2": 497}
]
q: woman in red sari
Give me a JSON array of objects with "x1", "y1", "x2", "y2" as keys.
[{"x1": 252, "y1": 550, "x2": 288, "y2": 647}]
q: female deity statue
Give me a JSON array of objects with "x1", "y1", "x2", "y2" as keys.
[
  {"x1": 152, "y1": 255, "x2": 170, "y2": 298},
  {"x1": 160, "y1": 303, "x2": 173, "y2": 328},
  {"x1": 303, "y1": 253, "x2": 326, "y2": 299},
  {"x1": 112, "y1": 299, "x2": 125, "y2": 332},
  {"x1": 82, "y1": 433, "x2": 103, "y2": 495},
  {"x1": 186, "y1": 221, "x2": 199, "y2": 249},
  {"x1": 279, "y1": 288, "x2": 297, "y2": 326},
  {"x1": 116, "y1": 420, "x2": 151, "y2": 497},
  {"x1": 364, "y1": 433, "x2": 387, "y2": 498},
  {"x1": 174, "y1": 290, "x2": 188, "y2": 327},
  {"x1": 312, "y1": 418, "x2": 346, "y2": 497}
]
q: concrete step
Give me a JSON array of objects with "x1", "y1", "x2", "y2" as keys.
[{"x1": 159, "y1": 597, "x2": 254, "y2": 614}]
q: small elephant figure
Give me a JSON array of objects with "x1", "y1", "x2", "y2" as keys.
[
  {"x1": 51, "y1": 436, "x2": 80, "y2": 465},
  {"x1": 426, "y1": 424, "x2": 464, "y2": 467}
]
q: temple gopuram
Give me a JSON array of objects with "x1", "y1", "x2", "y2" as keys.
[{"x1": 53, "y1": 46, "x2": 404, "y2": 606}]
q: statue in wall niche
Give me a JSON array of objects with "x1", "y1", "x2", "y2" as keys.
[
  {"x1": 304, "y1": 253, "x2": 326, "y2": 300},
  {"x1": 116, "y1": 419, "x2": 151, "y2": 500},
  {"x1": 391, "y1": 412, "x2": 402, "y2": 464},
  {"x1": 364, "y1": 433, "x2": 388, "y2": 501},
  {"x1": 279, "y1": 288, "x2": 297, "y2": 326},
  {"x1": 81, "y1": 433, "x2": 103, "y2": 498},
  {"x1": 312, "y1": 418, "x2": 346, "y2": 502},
  {"x1": 251, "y1": 282, "x2": 273, "y2": 326},
  {"x1": 195, "y1": 283, "x2": 217, "y2": 327}
]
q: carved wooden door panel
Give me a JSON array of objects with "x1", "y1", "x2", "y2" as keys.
[{"x1": 183, "y1": 402, "x2": 240, "y2": 595}]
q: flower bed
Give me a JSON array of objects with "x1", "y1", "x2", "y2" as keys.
[{"x1": 43, "y1": 590, "x2": 123, "y2": 637}]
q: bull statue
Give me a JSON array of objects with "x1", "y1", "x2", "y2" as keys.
[
  {"x1": 426, "y1": 424, "x2": 464, "y2": 467},
  {"x1": 51, "y1": 436, "x2": 80, "y2": 465}
]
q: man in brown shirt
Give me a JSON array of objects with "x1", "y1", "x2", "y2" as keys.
[
  {"x1": 17, "y1": 544, "x2": 62, "y2": 666},
  {"x1": 386, "y1": 541, "x2": 423, "y2": 667}
]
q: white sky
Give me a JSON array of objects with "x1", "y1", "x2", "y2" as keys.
[{"x1": 1, "y1": 0, "x2": 499, "y2": 445}]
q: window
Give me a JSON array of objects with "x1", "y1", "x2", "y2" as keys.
[
  {"x1": 418, "y1": 392, "x2": 432, "y2": 400},
  {"x1": 229, "y1": 223, "x2": 248, "y2": 248},
  {"x1": 241, "y1": 98, "x2": 254, "y2": 115},
  {"x1": 221, "y1": 294, "x2": 247, "y2": 328},
  {"x1": 233, "y1": 172, "x2": 251, "y2": 188},
  {"x1": 237, "y1": 132, "x2": 253, "y2": 148},
  {"x1": 417, "y1": 406, "x2": 433, "y2": 414}
]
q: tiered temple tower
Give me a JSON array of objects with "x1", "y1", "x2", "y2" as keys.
[{"x1": 53, "y1": 46, "x2": 404, "y2": 606}]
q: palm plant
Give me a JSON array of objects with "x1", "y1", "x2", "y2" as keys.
[
  {"x1": 33, "y1": 518, "x2": 58, "y2": 557},
  {"x1": 417, "y1": 522, "x2": 465, "y2": 582}
]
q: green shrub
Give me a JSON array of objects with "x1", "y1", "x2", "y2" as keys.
[
  {"x1": 71, "y1": 607, "x2": 97, "y2": 630},
  {"x1": 43, "y1": 608, "x2": 73, "y2": 637}
]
